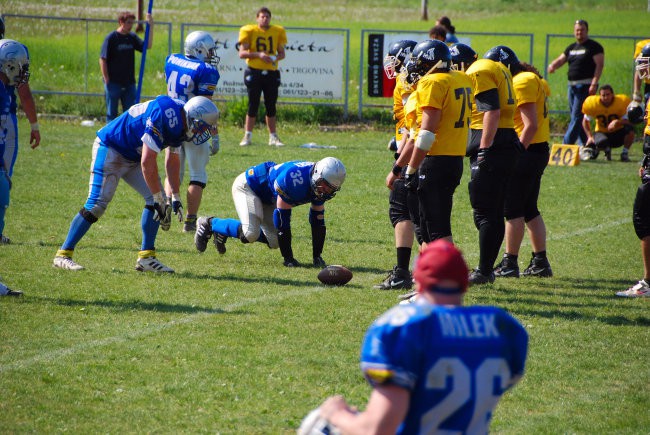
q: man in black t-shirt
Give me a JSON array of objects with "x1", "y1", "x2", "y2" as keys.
[
  {"x1": 548, "y1": 19, "x2": 604, "y2": 146},
  {"x1": 99, "y1": 11, "x2": 154, "y2": 122}
]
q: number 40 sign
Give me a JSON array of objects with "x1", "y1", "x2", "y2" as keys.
[{"x1": 548, "y1": 144, "x2": 581, "y2": 166}]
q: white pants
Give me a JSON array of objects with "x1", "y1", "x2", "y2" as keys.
[
  {"x1": 179, "y1": 140, "x2": 210, "y2": 185},
  {"x1": 232, "y1": 172, "x2": 279, "y2": 248}
]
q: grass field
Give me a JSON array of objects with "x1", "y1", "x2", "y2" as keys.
[
  {"x1": 1, "y1": 1, "x2": 650, "y2": 433},
  {"x1": 1, "y1": 115, "x2": 649, "y2": 432}
]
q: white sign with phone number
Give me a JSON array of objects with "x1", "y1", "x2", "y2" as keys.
[{"x1": 212, "y1": 30, "x2": 344, "y2": 100}]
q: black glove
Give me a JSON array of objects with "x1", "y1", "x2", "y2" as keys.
[
  {"x1": 171, "y1": 199, "x2": 184, "y2": 222},
  {"x1": 313, "y1": 256, "x2": 327, "y2": 268},
  {"x1": 283, "y1": 258, "x2": 300, "y2": 267},
  {"x1": 403, "y1": 171, "x2": 419, "y2": 192},
  {"x1": 476, "y1": 147, "x2": 490, "y2": 168},
  {"x1": 153, "y1": 202, "x2": 172, "y2": 231}
]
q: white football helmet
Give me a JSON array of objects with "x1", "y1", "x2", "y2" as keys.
[
  {"x1": 636, "y1": 43, "x2": 650, "y2": 80},
  {"x1": 311, "y1": 157, "x2": 346, "y2": 201},
  {"x1": 0, "y1": 39, "x2": 29, "y2": 86},
  {"x1": 183, "y1": 96, "x2": 219, "y2": 145},
  {"x1": 184, "y1": 31, "x2": 220, "y2": 68}
]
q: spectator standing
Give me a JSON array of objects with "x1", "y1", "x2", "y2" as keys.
[
  {"x1": 99, "y1": 11, "x2": 153, "y2": 122},
  {"x1": 300, "y1": 239, "x2": 528, "y2": 434},
  {"x1": 428, "y1": 25, "x2": 447, "y2": 42},
  {"x1": 436, "y1": 16, "x2": 459, "y2": 44},
  {"x1": 238, "y1": 6, "x2": 287, "y2": 147},
  {"x1": 547, "y1": 19, "x2": 604, "y2": 146},
  {"x1": 485, "y1": 46, "x2": 554, "y2": 279},
  {"x1": 0, "y1": 27, "x2": 40, "y2": 245},
  {"x1": 581, "y1": 84, "x2": 634, "y2": 161},
  {"x1": 163, "y1": 31, "x2": 221, "y2": 233}
]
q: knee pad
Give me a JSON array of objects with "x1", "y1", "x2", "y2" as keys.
[
  {"x1": 80, "y1": 207, "x2": 99, "y2": 223},
  {"x1": 309, "y1": 208, "x2": 325, "y2": 227}
]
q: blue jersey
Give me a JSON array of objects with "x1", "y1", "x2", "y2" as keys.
[
  {"x1": 360, "y1": 302, "x2": 528, "y2": 434},
  {"x1": 96, "y1": 95, "x2": 187, "y2": 162},
  {"x1": 164, "y1": 53, "x2": 220, "y2": 102},
  {"x1": 245, "y1": 161, "x2": 324, "y2": 207},
  {"x1": 0, "y1": 81, "x2": 12, "y2": 167}
]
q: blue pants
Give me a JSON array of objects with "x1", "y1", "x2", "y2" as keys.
[
  {"x1": 104, "y1": 82, "x2": 136, "y2": 122},
  {"x1": 563, "y1": 84, "x2": 589, "y2": 146}
]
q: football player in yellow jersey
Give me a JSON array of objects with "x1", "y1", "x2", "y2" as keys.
[
  {"x1": 581, "y1": 85, "x2": 634, "y2": 161},
  {"x1": 464, "y1": 47, "x2": 520, "y2": 285},
  {"x1": 238, "y1": 7, "x2": 287, "y2": 147},
  {"x1": 388, "y1": 40, "x2": 471, "y2": 251},
  {"x1": 485, "y1": 46, "x2": 553, "y2": 279},
  {"x1": 375, "y1": 40, "x2": 420, "y2": 291}
]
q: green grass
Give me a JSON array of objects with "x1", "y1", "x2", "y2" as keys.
[{"x1": 1, "y1": 116, "x2": 649, "y2": 433}]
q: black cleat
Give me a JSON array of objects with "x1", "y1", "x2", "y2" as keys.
[
  {"x1": 494, "y1": 255, "x2": 520, "y2": 278},
  {"x1": 313, "y1": 256, "x2": 327, "y2": 267},
  {"x1": 214, "y1": 233, "x2": 228, "y2": 254},
  {"x1": 374, "y1": 266, "x2": 413, "y2": 290},
  {"x1": 469, "y1": 268, "x2": 495, "y2": 286},
  {"x1": 194, "y1": 217, "x2": 213, "y2": 252},
  {"x1": 521, "y1": 254, "x2": 553, "y2": 277}
]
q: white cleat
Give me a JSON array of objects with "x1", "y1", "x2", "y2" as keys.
[
  {"x1": 239, "y1": 135, "x2": 252, "y2": 146},
  {"x1": 53, "y1": 256, "x2": 85, "y2": 271},
  {"x1": 135, "y1": 256, "x2": 174, "y2": 273},
  {"x1": 268, "y1": 135, "x2": 285, "y2": 147},
  {"x1": 616, "y1": 280, "x2": 650, "y2": 298}
]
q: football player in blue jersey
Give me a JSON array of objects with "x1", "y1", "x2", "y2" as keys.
[
  {"x1": 194, "y1": 157, "x2": 345, "y2": 267},
  {"x1": 0, "y1": 38, "x2": 32, "y2": 246},
  {"x1": 53, "y1": 95, "x2": 219, "y2": 273},
  {"x1": 163, "y1": 31, "x2": 221, "y2": 233},
  {"x1": 307, "y1": 239, "x2": 528, "y2": 434}
]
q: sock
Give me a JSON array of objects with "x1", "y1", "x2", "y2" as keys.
[
  {"x1": 141, "y1": 207, "x2": 158, "y2": 251},
  {"x1": 396, "y1": 247, "x2": 412, "y2": 271},
  {"x1": 61, "y1": 212, "x2": 93, "y2": 251},
  {"x1": 533, "y1": 250, "x2": 547, "y2": 259},
  {"x1": 211, "y1": 218, "x2": 241, "y2": 238}
]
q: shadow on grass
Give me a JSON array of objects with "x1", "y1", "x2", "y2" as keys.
[{"x1": 26, "y1": 295, "x2": 241, "y2": 315}]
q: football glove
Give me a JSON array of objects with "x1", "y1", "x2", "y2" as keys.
[
  {"x1": 153, "y1": 202, "x2": 172, "y2": 231},
  {"x1": 171, "y1": 194, "x2": 184, "y2": 223},
  {"x1": 403, "y1": 171, "x2": 419, "y2": 192},
  {"x1": 210, "y1": 134, "x2": 220, "y2": 155},
  {"x1": 476, "y1": 147, "x2": 490, "y2": 168}
]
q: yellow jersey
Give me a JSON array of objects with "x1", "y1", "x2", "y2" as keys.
[
  {"x1": 513, "y1": 72, "x2": 551, "y2": 144},
  {"x1": 403, "y1": 91, "x2": 419, "y2": 133},
  {"x1": 465, "y1": 59, "x2": 516, "y2": 130},
  {"x1": 238, "y1": 24, "x2": 287, "y2": 71},
  {"x1": 393, "y1": 75, "x2": 412, "y2": 141},
  {"x1": 582, "y1": 94, "x2": 631, "y2": 133},
  {"x1": 644, "y1": 98, "x2": 650, "y2": 136},
  {"x1": 415, "y1": 70, "x2": 473, "y2": 156}
]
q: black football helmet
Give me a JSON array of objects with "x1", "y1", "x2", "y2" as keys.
[
  {"x1": 403, "y1": 39, "x2": 451, "y2": 85},
  {"x1": 636, "y1": 43, "x2": 650, "y2": 80},
  {"x1": 449, "y1": 43, "x2": 477, "y2": 72},
  {"x1": 383, "y1": 39, "x2": 417, "y2": 79},
  {"x1": 627, "y1": 101, "x2": 645, "y2": 125},
  {"x1": 484, "y1": 45, "x2": 522, "y2": 74}
]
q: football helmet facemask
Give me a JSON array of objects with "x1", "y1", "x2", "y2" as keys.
[
  {"x1": 183, "y1": 96, "x2": 219, "y2": 145},
  {"x1": 449, "y1": 43, "x2": 477, "y2": 72},
  {"x1": 0, "y1": 39, "x2": 29, "y2": 86},
  {"x1": 627, "y1": 101, "x2": 645, "y2": 125},
  {"x1": 636, "y1": 43, "x2": 650, "y2": 80},
  {"x1": 311, "y1": 157, "x2": 346, "y2": 201},
  {"x1": 383, "y1": 40, "x2": 417, "y2": 79},
  {"x1": 404, "y1": 39, "x2": 451, "y2": 86},
  {"x1": 184, "y1": 31, "x2": 220, "y2": 68},
  {"x1": 483, "y1": 45, "x2": 522, "y2": 74}
]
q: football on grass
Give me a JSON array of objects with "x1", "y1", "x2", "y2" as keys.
[{"x1": 317, "y1": 265, "x2": 353, "y2": 286}]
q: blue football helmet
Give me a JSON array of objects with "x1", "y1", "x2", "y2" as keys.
[
  {"x1": 449, "y1": 43, "x2": 477, "y2": 72},
  {"x1": 311, "y1": 157, "x2": 346, "y2": 201},
  {"x1": 627, "y1": 101, "x2": 645, "y2": 125},
  {"x1": 383, "y1": 40, "x2": 417, "y2": 79},
  {"x1": 0, "y1": 39, "x2": 29, "y2": 86},
  {"x1": 483, "y1": 45, "x2": 521, "y2": 74},
  {"x1": 403, "y1": 39, "x2": 451, "y2": 86}
]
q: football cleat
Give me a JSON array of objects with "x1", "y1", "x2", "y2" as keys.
[
  {"x1": 268, "y1": 135, "x2": 285, "y2": 147},
  {"x1": 313, "y1": 256, "x2": 327, "y2": 268},
  {"x1": 214, "y1": 232, "x2": 227, "y2": 254},
  {"x1": 621, "y1": 151, "x2": 631, "y2": 162},
  {"x1": 195, "y1": 217, "x2": 213, "y2": 252},
  {"x1": 469, "y1": 268, "x2": 495, "y2": 285},
  {"x1": 239, "y1": 135, "x2": 251, "y2": 146},
  {"x1": 521, "y1": 254, "x2": 553, "y2": 277},
  {"x1": 604, "y1": 147, "x2": 612, "y2": 161},
  {"x1": 493, "y1": 255, "x2": 520, "y2": 278},
  {"x1": 0, "y1": 234, "x2": 10, "y2": 244},
  {"x1": 374, "y1": 266, "x2": 413, "y2": 290},
  {"x1": 135, "y1": 256, "x2": 174, "y2": 273},
  {"x1": 283, "y1": 257, "x2": 300, "y2": 267},
  {"x1": 53, "y1": 255, "x2": 85, "y2": 271},
  {"x1": 0, "y1": 280, "x2": 22, "y2": 296},
  {"x1": 183, "y1": 217, "x2": 197, "y2": 233},
  {"x1": 616, "y1": 279, "x2": 650, "y2": 297}
]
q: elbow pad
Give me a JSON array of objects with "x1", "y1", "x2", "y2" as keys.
[
  {"x1": 273, "y1": 208, "x2": 292, "y2": 231},
  {"x1": 415, "y1": 129, "x2": 436, "y2": 151}
]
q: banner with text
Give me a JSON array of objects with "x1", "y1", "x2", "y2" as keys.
[{"x1": 212, "y1": 30, "x2": 345, "y2": 100}]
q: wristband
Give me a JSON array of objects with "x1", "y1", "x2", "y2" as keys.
[
  {"x1": 172, "y1": 193, "x2": 181, "y2": 203},
  {"x1": 30, "y1": 122, "x2": 39, "y2": 131},
  {"x1": 152, "y1": 192, "x2": 164, "y2": 204},
  {"x1": 391, "y1": 163, "x2": 402, "y2": 176},
  {"x1": 405, "y1": 165, "x2": 417, "y2": 175}
]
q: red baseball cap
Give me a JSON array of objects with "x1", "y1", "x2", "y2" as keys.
[{"x1": 413, "y1": 240, "x2": 469, "y2": 294}]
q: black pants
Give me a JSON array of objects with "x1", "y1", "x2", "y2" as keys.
[
  {"x1": 389, "y1": 177, "x2": 422, "y2": 244},
  {"x1": 244, "y1": 68, "x2": 281, "y2": 117},
  {"x1": 503, "y1": 142, "x2": 549, "y2": 221}
]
